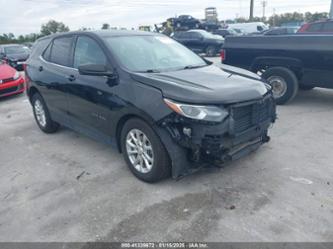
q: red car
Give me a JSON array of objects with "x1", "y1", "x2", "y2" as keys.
[
  {"x1": 298, "y1": 20, "x2": 333, "y2": 33},
  {"x1": 0, "y1": 62, "x2": 25, "y2": 97}
]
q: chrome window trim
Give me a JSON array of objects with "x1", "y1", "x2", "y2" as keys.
[{"x1": 39, "y1": 55, "x2": 78, "y2": 71}]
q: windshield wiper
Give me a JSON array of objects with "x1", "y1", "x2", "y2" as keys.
[{"x1": 183, "y1": 64, "x2": 208, "y2": 70}]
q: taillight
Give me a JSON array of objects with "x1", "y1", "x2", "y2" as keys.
[{"x1": 220, "y1": 49, "x2": 226, "y2": 62}]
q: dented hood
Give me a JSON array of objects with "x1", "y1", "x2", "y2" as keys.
[{"x1": 131, "y1": 65, "x2": 268, "y2": 104}]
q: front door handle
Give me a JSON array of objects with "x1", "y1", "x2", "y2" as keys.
[{"x1": 67, "y1": 75, "x2": 76, "y2": 82}]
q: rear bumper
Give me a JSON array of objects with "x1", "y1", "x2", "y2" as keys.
[{"x1": 0, "y1": 77, "x2": 25, "y2": 98}]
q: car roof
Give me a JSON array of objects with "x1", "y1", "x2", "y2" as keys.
[
  {"x1": 37, "y1": 30, "x2": 161, "y2": 42},
  {"x1": 308, "y1": 19, "x2": 332, "y2": 24}
]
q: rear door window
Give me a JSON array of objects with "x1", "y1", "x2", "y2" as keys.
[
  {"x1": 49, "y1": 36, "x2": 73, "y2": 67},
  {"x1": 73, "y1": 36, "x2": 107, "y2": 69}
]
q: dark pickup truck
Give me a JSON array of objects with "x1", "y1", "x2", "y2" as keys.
[{"x1": 222, "y1": 35, "x2": 333, "y2": 104}]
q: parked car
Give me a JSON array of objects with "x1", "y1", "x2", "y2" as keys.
[
  {"x1": 227, "y1": 22, "x2": 269, "y2": 34},
  {"x1": 25, "y1": 31, "x2": 276, "y2": 182},
  {"x1": 173, "y1": 15, "x2": 201, "y2": 30},
  {"x1": 213, "y1": 28, "x2": 239, "y2": 38},
  {"x1": 298, "y1": 19, "x2": 333, "y2": 33},
  {"x1": 262, "y1": 27, "x2": 299, "y2": 35},
  {"x1": 0, "y1": 61, "x2": 25, "y2": 98},
  {"x1": 0, "y1": 44, "x2": 30, "y2": 71},
  {"x1": 173, "y1": 29, "x2": 224, "y2": 56},
  {"x1": 222, "y1": 35, "x2": 333, "y2": 104}
]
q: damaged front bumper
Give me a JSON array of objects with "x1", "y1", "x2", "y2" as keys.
[{"x1": 156, "y1": 93, "x2": 277, "y2": 179}]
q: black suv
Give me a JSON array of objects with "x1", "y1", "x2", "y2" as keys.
[
  {"x1": 26, "y1": 31, "x2": 276, "y2": 182},
  {"x1": 173, "y1": 30, "x2": 224, "y2": 56},
  {"x1": 0, "y1": 44, "x2": 30, "y2": 71}
]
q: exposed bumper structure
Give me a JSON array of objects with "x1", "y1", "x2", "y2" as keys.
[{"x1": 158, "y1": 93, "x2": 276, "y2": 179}]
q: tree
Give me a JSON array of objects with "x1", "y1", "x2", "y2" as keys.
[
  {"x1": 267, "y1": 12, "x2": 328, "y2": 26},
  {"x1": 101, "y1": 23, "x2": 110, "y2": 30},
  {"x1": 40, "y1": 20, "x2": 70, "y2": 36}
]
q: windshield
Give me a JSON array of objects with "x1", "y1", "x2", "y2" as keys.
[
  {"x1": 4, "y1": 46, "x2": 26, "y2": 55},
  {"x1": 105, "y1": 35, "x2": 207, "y2": 72}
]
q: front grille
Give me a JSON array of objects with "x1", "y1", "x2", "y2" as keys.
[
  {"x1": 231, "y1": 96, "x2": 274, "y2": 134},
  {"x1": 0, "y1": 86, "x2": 18, "y2": 95}
]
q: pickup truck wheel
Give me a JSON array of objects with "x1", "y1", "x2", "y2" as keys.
[
  {"x1": 262, "y1": 67, "x2": 298, "y2": 105},
  {"x1": 32, "y1": 93, "x2": 60, "y2": 133},
  {"x1": 206, "y1": 46, "x2": 217, "y2": 57},
  {"x1": 121, "y1": 118, "x2": 171, "y2": 183}
]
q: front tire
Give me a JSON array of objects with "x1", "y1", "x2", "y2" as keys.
[
  {"x1": 31, "y1": 93, "x2": 60, "y2": 133},
  {"x1": 120, "y1": 118, "x2": 171, "y2": 182},
  {"x1": 262, "y1": 67, "x2": 299, "y2": 105}
]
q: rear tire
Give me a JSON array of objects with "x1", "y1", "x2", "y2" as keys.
[
  {"x1": 120, "y1": 118, "x2": 171, "y2": 182},
  {"x1": 31, "y1": 93, "x2": 60, "y2": 133},
  {"x1": 262, "y1": 67, "x2": 299, "y2": 105}
]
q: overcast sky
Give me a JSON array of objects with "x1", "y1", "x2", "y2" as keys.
[{"x1": 0, "y1": 0, "x2": 330, "y2": 36}]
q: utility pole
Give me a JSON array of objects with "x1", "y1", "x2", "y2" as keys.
[
  {"x1": 330, "y1": 0, "x2": 333, "y2": 18},
  {"x1": 273, "y1": 8, "x2": 276, "y2": 26},
  {"x1": 250, "y1": 0, "x2": 254, "y2": 21},
  {"x1": 262, "y1": 1, "x2": 267, "y2": 19}
]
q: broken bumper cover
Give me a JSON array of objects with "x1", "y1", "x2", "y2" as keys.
[{"x1": 158, "y1": 94, "x2": 276, "y2": 179}]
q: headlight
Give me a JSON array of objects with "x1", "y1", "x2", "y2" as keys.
[
  {"x1": 13, "y1": 71, "x2": 20, "y2": 80},
  {"x1": 164, "y1": 98, "x2": 229, "y2": 122}
]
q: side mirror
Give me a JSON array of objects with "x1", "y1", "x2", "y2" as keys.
[{"x1": 78, "y1": 64, "x2": 114, "y2": 77}]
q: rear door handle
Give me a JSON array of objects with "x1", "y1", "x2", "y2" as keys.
[
  {"x1": 38, "y1": 66, "x2": 43, "y2": 72},
  {"x1": 67, "y1": 75, "x2": 76, "y2": 82}
]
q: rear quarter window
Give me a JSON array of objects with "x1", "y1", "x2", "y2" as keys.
[
  {"x1": 49, "y1": 36, "x2": 73, "y2": 67},
  {"x1": 29, "y1": 38, "x2": 51, "y2": 59},
  {"x1": 42, "y1": 43, "x2": 52, "y2": 61}
]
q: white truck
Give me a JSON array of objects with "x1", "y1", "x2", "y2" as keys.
[{"x1": 227, "y1": 22, "x2": 269, "y2": 34}]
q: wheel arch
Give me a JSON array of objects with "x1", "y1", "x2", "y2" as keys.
[
  {"x1": 115, "y1": 113, "x2": 155, "y2": 153},
  {"x1": 251, "y1": 56, "x2": 304, "y2": 80},
  {"x1": 115, "y1": 113, "x2": 192, "y2": 180},
  {"x1": 27, "y1": 86, "x2": 40, "y2": 103}
]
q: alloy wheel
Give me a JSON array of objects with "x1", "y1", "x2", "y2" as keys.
[
  {"x1": 126, "y1": 129, "x2": 154, "y2": 174},
  {"x1": 34, "y1": 99, "x2": 47, "y2": 127}
]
